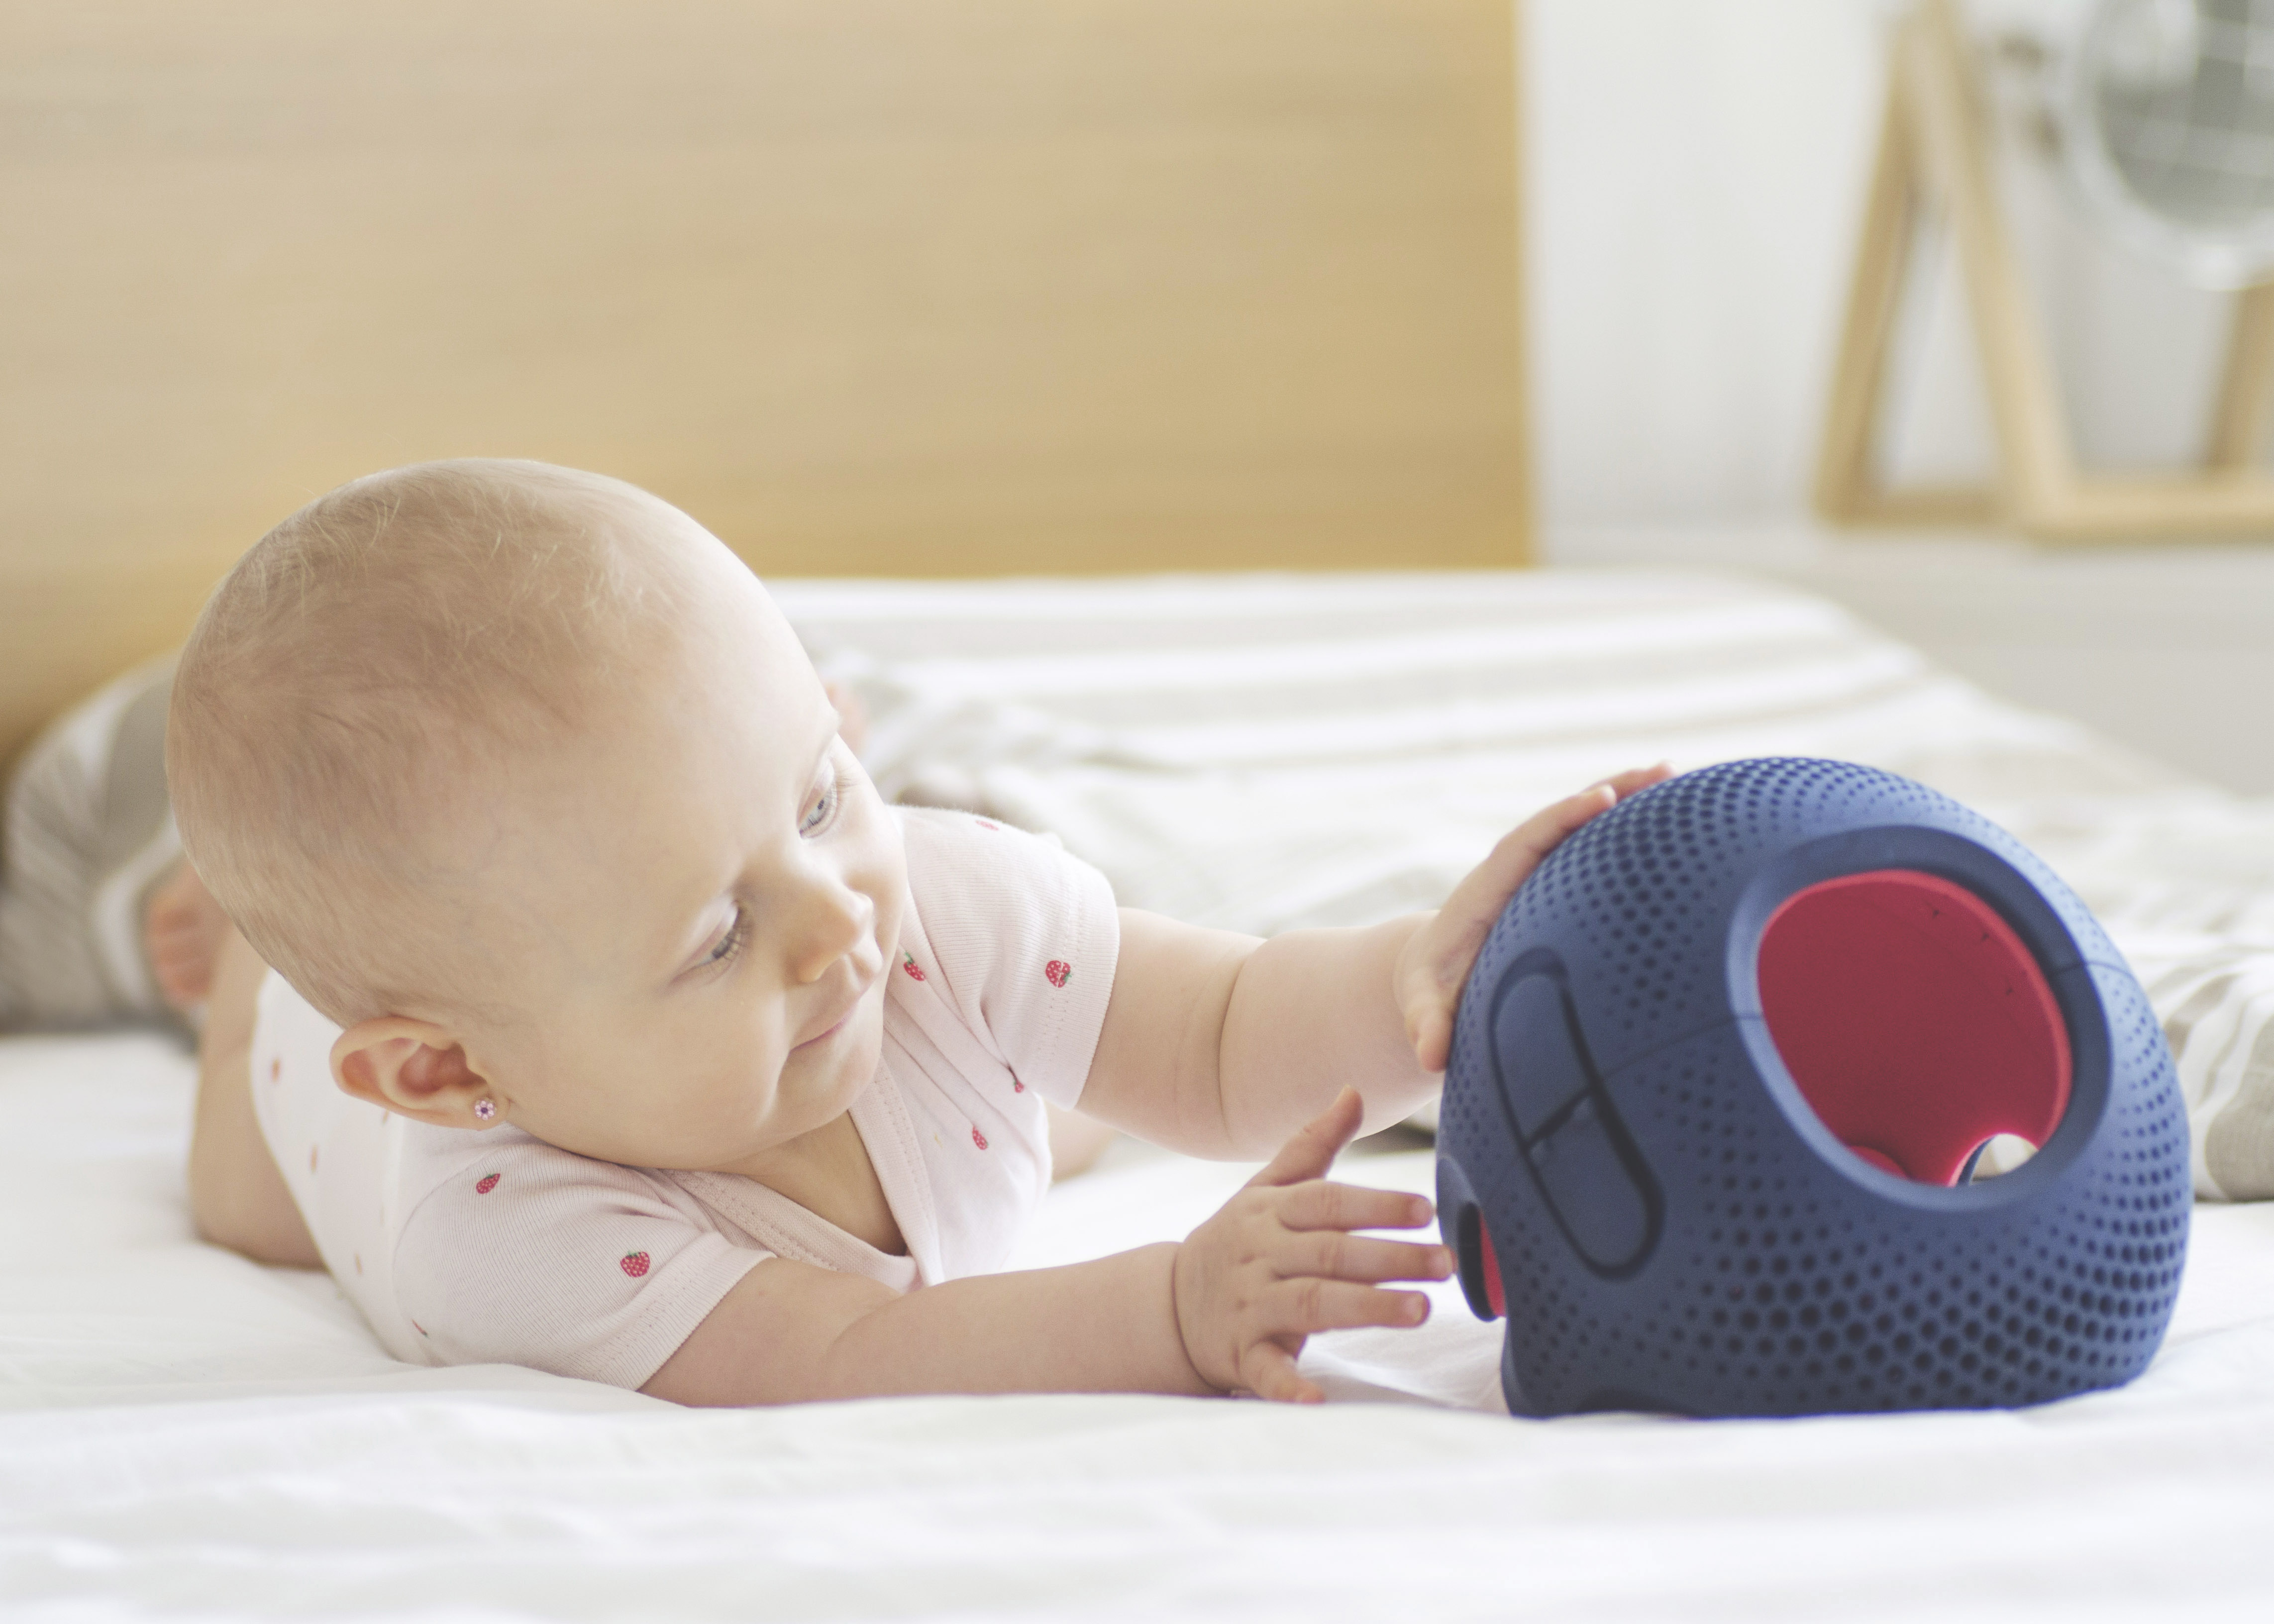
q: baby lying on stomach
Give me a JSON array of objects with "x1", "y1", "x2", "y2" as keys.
[{"x1": 171, "y1": 458, "x2": 1664, "y2": 1406}]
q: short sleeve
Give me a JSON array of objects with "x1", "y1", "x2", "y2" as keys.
[
  {"x1": 392, "y1": 1132, "x2": 768, "y2": 1390},
  {"x1": 896, "y1": 806, "x2": 1119, "y2": 1111}
]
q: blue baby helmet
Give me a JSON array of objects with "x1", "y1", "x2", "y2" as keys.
[{"x1": 1436, "y1": 758, "x2": 2189, "y2": 1418}]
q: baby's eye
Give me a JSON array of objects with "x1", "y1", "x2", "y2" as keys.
[
  {"x1": 799, "y1": 772, "x2": 842, "y2": 836},
  {"x1": 707, "y1": 906, "x2": 749, "y2": 967}
]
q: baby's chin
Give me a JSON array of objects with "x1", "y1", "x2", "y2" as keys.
[
  {"x1": 781, "y1": 989, "x2": 887, "y2": 1112},
  {"x1": 839, "y1": 991, "x2": 889, "y2": 1082}
]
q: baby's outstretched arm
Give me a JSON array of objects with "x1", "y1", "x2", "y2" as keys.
[
  {"x1": 1081, "y1": 764, "x2": 1674, "y2": 1159},
  {"x1": 644, "y1": 1087, "x2": 1438, "y2": 1406}
]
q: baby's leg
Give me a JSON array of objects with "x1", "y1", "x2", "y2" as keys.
[
  {"x1": 187, "y1": 926, "x2": 319, "y2": 1266},
  {"x1": 0, "y1": 656, "x2": 183, "y2": 1028}
]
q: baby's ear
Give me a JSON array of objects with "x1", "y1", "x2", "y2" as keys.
[{"x1": 330, "y1": 1018, "x2": 493, "y2": 1128}]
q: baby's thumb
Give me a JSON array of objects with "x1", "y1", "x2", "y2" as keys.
[
  {"x1": 1251, "y1": 1087, "x2": 1365, "y2": 1189},
  {"x1": 1404, "y1": 992, "x2": 1455, "y2": 1077}
]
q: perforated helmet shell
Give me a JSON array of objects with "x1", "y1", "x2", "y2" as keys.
[{"x1": 1436, "y1": 758, "x2": 2189, "y2": 1418}]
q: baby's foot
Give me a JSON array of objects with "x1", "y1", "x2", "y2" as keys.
[{"x1": 142, "y1": 859, "x2": 231, "y2": 1014}]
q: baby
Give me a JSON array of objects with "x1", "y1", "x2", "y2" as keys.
[{"x1": 170, "y1": 459, "x2": 1665, "y2": 1406}]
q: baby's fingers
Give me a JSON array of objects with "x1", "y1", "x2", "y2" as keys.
[
  {"x1": 1449, "y1": 765, "x2": 1675, "y2": 922},
  {"x1": 1405, "y1": 1003, "x2": 1456, "y2": 1082},
  {"x1": 1597, "y1": 762, "x2": 1676, "y2": 801},
  {"x1": 1280, "y1": 1231, "x2": 1455, "y2": 1285},
  {"x1": 1266, "y1": 1277, "x2": 1433, "y2": 1337},
  {"x1": 1276, "y1": 1179, "x2": 1435, "y2": 1234},
  {"x1": 1243, "y1": 1340, "x2": 1323, "y2": 1405},
  {"x1": 1247, "y1": 1087, "x2": 1365, "y2": 1191}
]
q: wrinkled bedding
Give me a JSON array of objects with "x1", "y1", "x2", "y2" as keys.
[{"x1": 5, "y1": 1032, "x2": 2274, "y2": 1621}]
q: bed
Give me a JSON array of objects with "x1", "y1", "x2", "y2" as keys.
[
  {"x1": 8, "y1": 569, "x2": 2274, "y2": 1620},
  {"x1": 7, "y1": 6, "x2": 2274, "y2": 1619}
]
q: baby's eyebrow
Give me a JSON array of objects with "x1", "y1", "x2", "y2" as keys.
[{"x1": 796, "y1": 713, "x2": 840, "y2": 788}]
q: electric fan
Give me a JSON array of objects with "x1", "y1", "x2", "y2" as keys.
[{"x1": 1818, "y1": 0, "x2": 2274, "y2": 540}]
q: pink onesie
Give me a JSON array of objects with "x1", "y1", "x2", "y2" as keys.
[{"x1": 249, "y1": 806, "x2": 1120, "y2": 1389}]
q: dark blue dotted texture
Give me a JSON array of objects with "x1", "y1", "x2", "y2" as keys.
[{"x1": 1437, "y1": 758, "x2": 2190, "y2": 1418}]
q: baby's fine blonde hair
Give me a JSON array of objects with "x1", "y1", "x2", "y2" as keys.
[{"x1": 169, "y1": 459, "x2": 700, "y2": 1026}]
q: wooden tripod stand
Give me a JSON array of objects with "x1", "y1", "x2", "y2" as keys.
[{"x1": 1816, "y1": 0, "x2": 2274, "y2": 541}]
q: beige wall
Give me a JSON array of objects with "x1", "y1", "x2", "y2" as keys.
[{"x1": 1, "y1": 1, "x2": 1528, "y2": 768}]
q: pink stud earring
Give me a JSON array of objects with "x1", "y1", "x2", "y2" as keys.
[{"x1": 473, "y1": 1098, "x2": 498, "y2": 1123}]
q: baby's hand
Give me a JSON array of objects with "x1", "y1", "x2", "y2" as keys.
[
  {"x1": 1171, "y1": 1088, "x2": 1452, "y2": 1404},
  {"x1": 1395, "y1": 765, "x2": 1674, "y2": 1074}
]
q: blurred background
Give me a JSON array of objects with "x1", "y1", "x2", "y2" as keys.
[
  {"x1": 1537, "y1": 0, "x2": 2256, "y2": 531},
  {"x1": 7, "y1": 1, "x2": 2274, "y2": 786},
  {"x1": 1540, "y1": 0, "x2": 2274, "y2": 791}
]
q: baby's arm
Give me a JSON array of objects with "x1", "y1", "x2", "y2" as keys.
[
  {"x1": 645, "y1": 1087, "x2": 1431, "y2": 1406},
  {"x1": 1078, "y1": 765, "x2": 1674, "y2": 1159},
  {"x1": 647, "y1": 1241, "x2": 1199, "y2": 1405}
]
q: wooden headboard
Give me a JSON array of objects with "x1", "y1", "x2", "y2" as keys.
[{"x1": 1, "y1": 0, "x2": 1529, "y2": 769}]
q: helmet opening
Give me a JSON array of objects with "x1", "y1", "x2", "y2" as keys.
[{"x1": 1758, "y1": 869, "x2": 2071, "y2": 1187}]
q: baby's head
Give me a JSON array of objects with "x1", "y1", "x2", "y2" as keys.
[{"x1": 169, "y1": 460, "x2": 905, "y2": 1168}]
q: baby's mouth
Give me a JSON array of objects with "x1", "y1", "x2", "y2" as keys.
[
  {"x1": 794, "y1": 974, "x2": 874, "y2": 1050},
  {"x1": 795, "y1": 1009, "x2": 853, "y2": 1050}
]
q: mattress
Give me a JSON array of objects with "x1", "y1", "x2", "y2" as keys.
[{"x1": 5, "y1": 569, "x2": 2274, "y2": 1620}]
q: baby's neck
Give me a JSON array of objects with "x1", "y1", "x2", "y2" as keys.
[{"x1": 727, "y1": 1109, "x2": 906, "y2": 1257}]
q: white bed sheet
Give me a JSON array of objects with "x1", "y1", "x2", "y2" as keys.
[
  {"x1": 7, "y1": 569, "x2": 2274, "y2": 1620},
  {"x1": 5, "y1": 1034, "x2": 2274, "y2": 1622}
]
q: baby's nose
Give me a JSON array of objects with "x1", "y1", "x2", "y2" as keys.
[{"x1": 790, "y1": 881, "x2": 874, "y2": 985}]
